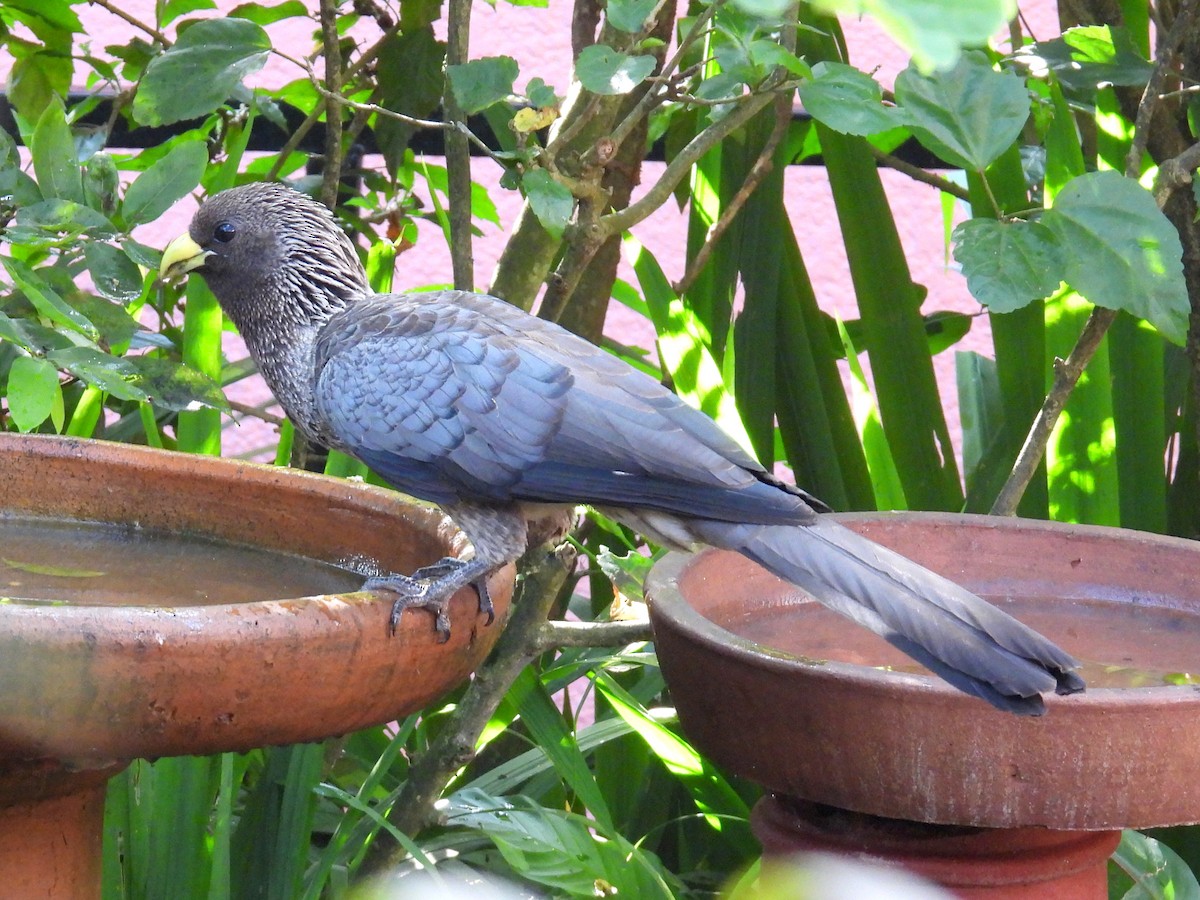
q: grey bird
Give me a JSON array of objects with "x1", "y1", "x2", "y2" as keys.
[{"x1": 160, "y1": 181, "x2": 1084, "y2": 715}]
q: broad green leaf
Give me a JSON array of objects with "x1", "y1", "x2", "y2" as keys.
[
  {"x1": 6, "y1": 355, "x2": 63, "y2": 432},
  {"x1": 952, "y1": 218, "x2": 1063, "y2": 312},
  {"x1": 30, "y1": 99, "x2": 83, "y2": 204},
  {"x1": 522, "y1": 169, "x2": 573, "y2": 239},
  {"x1": 8, "y1": 52, "x2": 73, "y2": 120},
  {"x1": 2, "y1": 0, "x2": 82, "y2": 33},
  {"x1": 7, "y1": 200, "x2": 118, "y2": 245},
  {"x1": 1110, "y1": 830, "x2": 1200, "y2": 900},
  {"x1": 446, "y1": 56, "x2": 519, "y2": 114},
  {"x1": 84, "y1": 243, "x2": 145, "y2": 304},
  {"x1": 160, "y1": 0, "x2": 217, "y2": 23},
  {"x1": 607, "y1": 0, "x2": 658, "y2": 32},
  {"x1": 575, "y1": 45, "x2": 656, "y2": 95},
  {"x1": 47, "y1": 347, "x2": 149, "y2": 402},
  {"x1": 813, "y1": 0, "x2": 1014, "y2": 72},
  {"x1": 121, "y1": 139, "x2": 207, "y2": 226},
  {"x1": 895, "y1": 51, "x2": 1028, "y2": 171},
  {"x1": 1041, "y1": 170, "x2": 1188, "y2": 344},
  {"x1": 133, "y1": 18, "x2": 271, "y2": 126},
  {"x1": 1025, "y1": 25, "x2": 1153, "y2": 93},
  {"x1": 228, "y1": 0, "x2": 307, "y2": 25},
  {"x1": 2, "y1": 257, "x2": 98, "y2": 338},
  {"x1": 798, "y1": 62, "x2": 902, "y2": 136},
  {"x1": 128, "y1": 357, "x2": 227, "y2": 412},
  {"x1": 374, "y1": 28, "x2": 446, "y2": 176},
  {"x1": 525, "y1": 76, "x2": 559, "y2": 108}
]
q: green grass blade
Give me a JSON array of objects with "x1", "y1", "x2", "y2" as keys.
[
  {"x1": 816, "y1": 123, "x2": 962, "y2": 510},
  {"x1": 176, "y1": 276, "x2": 224, "y2": 455},
  {"x1": 1109, "y1": 313, "x2": 1166, "y2": 532},
  {"x1": 836, "y1": 319, "x2": 905, "y2": 510}
]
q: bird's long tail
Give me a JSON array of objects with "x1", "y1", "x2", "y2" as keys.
[{"x1": 688, "y1": 517, "x2": 1085, "y2": 715}]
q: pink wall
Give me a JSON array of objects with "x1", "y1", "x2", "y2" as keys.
[{"x1": 16, "y1": 1, "x2": 1059, "y2": 472}]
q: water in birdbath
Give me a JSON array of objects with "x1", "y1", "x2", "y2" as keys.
[
  {"x1": 0, "y1": 516, "x2": 365, "y2": 607},
  {"x1": 728, "y1": 594, "x2": 1200, "y2": 690}
]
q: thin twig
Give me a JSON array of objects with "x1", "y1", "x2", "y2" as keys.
[
  {"x1": 266, "y1": 23, "x2": 401, "y2": 182},
  {"x1": 990, "y1": 307, "x2": 1117, "y2": 515},
  {"x1": 600, "y1": 84, "x2": 786, "y2": 237},
  {"x1": 870, "y1": 145, "x2": 971, "y2": 201},
  {"x1": 87, "y1": 0, "x2": 170, "y2": 46},
  {"x1": 225, "y1": 399, "x2": 287, "y2": 427},
  {"x1": 531, "y1": 618, "x2": 652, "y2": 653},
  {"x1": 1125, "y1": 0, "x2": 1199, "y2": 179},
  {"x1": 675, "y1": 92, "x2": 790, "y2": 296}
]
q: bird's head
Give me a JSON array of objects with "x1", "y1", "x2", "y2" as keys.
[{"x1": 159, "y1": 182, "x2": 369, "y2": 329}]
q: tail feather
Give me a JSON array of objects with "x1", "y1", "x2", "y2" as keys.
[{"x1": 688, "y1": 517, "x2": 1084, "y2": 716}]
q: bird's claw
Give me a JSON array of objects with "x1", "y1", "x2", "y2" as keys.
[{"x1": 364, "y1": 556, "x2": 494, "y2": 639}]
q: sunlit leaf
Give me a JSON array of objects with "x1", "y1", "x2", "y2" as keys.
[
  {"x1": 1110, "y1": 830, "x2": 1200, "y2": 900},
  {"x1": 575, "y1": 45, "x2": 656, "y2": 95},
  {"x1": 47, "y1": 347, "x2": 149, "y2": 402},
  {"x1": 1042, "y1": 170, "x2": 1188, "y2": 344},
  {"x1": 2, "y1": 257, "x2": 98, "y2": 338},
  {"x1": 133, "y1": 18, "x2": 271, "y2": 126}
]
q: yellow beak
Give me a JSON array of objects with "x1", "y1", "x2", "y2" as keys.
[{"x1": 159, "y1": 234, "x2": 210, "y2": 283}]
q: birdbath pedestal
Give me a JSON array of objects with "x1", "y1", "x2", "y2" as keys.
[
  {"x1": 0, "y1": 434, "x2": 512, "y2": 897},
  {"x1": 648, "y1": 512, "x2": 1200, "y2": 899}
]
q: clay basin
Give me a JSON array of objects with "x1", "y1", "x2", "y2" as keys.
[
  {"x1": 0, "y1": 433, "x2": 512, "y2": 768},
  {"x1": 647, "y1": 512, "x2": 1200, "y2": 831}
]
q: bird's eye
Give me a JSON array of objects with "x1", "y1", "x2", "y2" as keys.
[{"x1": 213, "y1": 222, "x2": 237, "y2": 243}]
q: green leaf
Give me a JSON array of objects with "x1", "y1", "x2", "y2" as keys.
[
  {"x1": 30, "y1": 98, "x2": 83, "y2": 204},
  {"x1": 159, "y1": 0, "x2": 217, "y2": 23},
  {"x1": 1041, "y1": 170, "x2": 1188, "y2": 344},
  {"x1": 446, "y1": 56, "x2": 519, "y2": 114},
  {"x1": 133, "y1": 18, "x2": 271, "y2": 126},
  {"x1": 895, "y1": 51, "x2": 1028, "y2": 171},
  {"x1": 575, "y1": 45, "x2": 656, "y2": 95},
  {"x1": 1027, "y1": 25, "x2": 1154, "y2": 93},
  {"x1": 1110, "y1": 830, "x2": 1200, "y2": 900},
  {"x1": 8, "y1": 52, "x2": 73, "y2": 120},
  {"x1": 47, "y1": 347, "x2": 149, "y2": 402},
  {"x1": 121, "y1": 139, "x2": 208, "y2": 226},
  {"x1": 447, "y1": 788, "x2": 679, "y2": 899},
  {"x1": 813, "y1": 0, "x2": 1015, "y2": 72},
  {"x1": 798, "y1": 62, "x2": 901, "y2": 136},
  {"x1": 6, "y1": 355, "x2": 63, "y2": 432},
  {"x1": 84, "y1": 243, "x2": 145, "y2": 304},
  {"x1": 2, "y1": 257, "x2": 98, "y2": 338},
  {"x1": 521, "y1": 169, "x2": 573, "y2": 239},
  {"x1": 83, "y1": 152, "x2": 121, "y2": 215},
  {"x1": 228, "y1": 0, "x2": 308, "y2": 25},
  {"x1": 606, "y1": 0, "x2": 659, "y2": 32},
  {"x1": 127, "y1": 356, "x2": 229, "y2": 412},
  {"x1": 2, "y1": 0, "x2": 82, "y2": 33},
  {"x1": 7, "y1": 200, "x2": 118, "y2": 245},
  {"x1": 952, "y1": 218, "x2": 1063, "y2": 312}
]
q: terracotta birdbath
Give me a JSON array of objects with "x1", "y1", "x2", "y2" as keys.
[
  {"x1": 0, "y1": 433, "x2": 512, "y2": 898},
  {"x1": 648, "y1": 512, "x2": 1200, "y2": 899}
]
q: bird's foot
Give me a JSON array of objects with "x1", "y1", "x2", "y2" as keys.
[{"x1": 364, "y1": 556, "x2": 494, "y2": 640}]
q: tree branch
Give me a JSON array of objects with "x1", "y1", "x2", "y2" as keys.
[
  {"x1": 443, "y1": 0, "x2": 475, "y2": 289},
  {"x1": 318, "y1": 0, "x2": 344, "y2": 211}
]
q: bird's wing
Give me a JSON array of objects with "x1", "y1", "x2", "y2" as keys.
[{"x1": 313, "y1": 290, "x2": 817, "y2": 523}]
